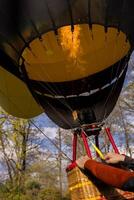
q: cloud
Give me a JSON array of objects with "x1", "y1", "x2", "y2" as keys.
[{"x1": 42, "y1": 127, "x2": 58, "y2": 139}]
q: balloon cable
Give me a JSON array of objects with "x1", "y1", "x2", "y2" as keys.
[
  {"x1": 21, "y1": 62, "x2": 77, "y2": 129},
  {"x1": 102, "y1": 53, "x2": 130, "y2": 122},
  {"x1": 0, "y1": 82, "x2": 72, "y2": 162},
  {"x1": 30, "y1": 119, "x2": 72, "y2": 162}
]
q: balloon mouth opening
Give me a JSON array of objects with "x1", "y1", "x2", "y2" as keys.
[
  {"x1": 33, "y1": 62, "x2": 127, "y2": 99},
  {"x1": 20, "y1": 24, "x2": 130, "y2": 83}
]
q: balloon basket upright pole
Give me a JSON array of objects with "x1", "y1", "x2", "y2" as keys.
[{"x1": 66, "y1": 124, "x2": 134, "y2": 200}]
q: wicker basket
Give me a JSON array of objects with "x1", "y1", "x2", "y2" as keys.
[{"x1": 67, "y1": 164, "x2": 134, "y2": 200}]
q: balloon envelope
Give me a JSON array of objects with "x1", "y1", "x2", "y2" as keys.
[
  {"x1": 0, "y1": 65, "x2": 43, "y2": 118},
  {"x1": 0, "y1": 0, "x2": 134, "y2": 128}
]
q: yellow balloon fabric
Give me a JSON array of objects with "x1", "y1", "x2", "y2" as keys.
[{"x1": 0, "y1": 66, "x2": 43, "y2": 118}]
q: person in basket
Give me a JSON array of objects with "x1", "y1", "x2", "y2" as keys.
[{"x1": 76, "y1": 153, "x2": 134, "y2": 192}]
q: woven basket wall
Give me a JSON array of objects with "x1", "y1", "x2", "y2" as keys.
[{"x1": 67, "y1": 166, "x2": 134, "y2": 200}]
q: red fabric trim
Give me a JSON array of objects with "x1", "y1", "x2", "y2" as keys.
[
  {"x1": 66, "y1": 162, "x2": 77, "y2": 172},
  {"x1": 81, "y1": 130, "x2": 92, "y2": 158},
  {"x1": 105, "y1": 127, "x2": 119, "y2": 154},
  {"x1": 72, "y1": 133, "x2": 77, "y2": 162}
]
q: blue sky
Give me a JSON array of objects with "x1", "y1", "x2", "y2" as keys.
[{"x1": 34, "y1": 113, "x2": 58, "y2": 128}]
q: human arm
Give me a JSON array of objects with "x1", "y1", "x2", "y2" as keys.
[
  {"x1": 104, "y1": 152, "x2": 134, "y2": 170},
  {"x1": 121, "y1": 156, "x2": 134, "y2": 170},
  {"x1": 76, "y1": 156, "x2": 134, "y2": 192}
]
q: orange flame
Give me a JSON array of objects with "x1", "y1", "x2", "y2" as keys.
[
  {"x1": 72, "y1": 110, "x2": 78, "y2": 121},
  {"x1": 59, "y1": 25, "x2": 81, "y2": 60}
]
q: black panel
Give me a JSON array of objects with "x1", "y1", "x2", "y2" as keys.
[
  {"x1": 27, "y1": 57, "x2": 128, "y2": 129},
  {"x1": 0, "y1": 0, "x2": 134, "y2": 64},
  {"x1": 0, "y1": 49, "x2": 22, "y2": 79}
]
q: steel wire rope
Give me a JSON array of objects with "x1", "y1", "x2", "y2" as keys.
[
  {"x1": 21, "y1": 63, "x2": 75, "y2": 129},
  {"x1": 102, "y1": 50, "x2": 130, "y2": 122},
  {"x1": 16, "y1": 13, "x2": 80, "y2": 129},
  {"x1": 0, "y1": 85, "x2": 72, "y2": 162},
  {"x1": 18, "y1": 0, "x2": 119, "y2": 129},
  {"x1": 19, "y1": 2, "x2": 82, "y2": 128},
  {"x1": 101, "y1": 0, "x2": 131, "y2": 122},
  {"x1": 29, "y1": 119, "x2": 72, "y2": 161}
]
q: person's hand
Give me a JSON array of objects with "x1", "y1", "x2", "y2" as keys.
[
  {"x1": 76, "y1": 155, "x2": 90, "y2": 169},
  {"x1": 104, "y1": 152, "x2": 125, "y2": 164}
]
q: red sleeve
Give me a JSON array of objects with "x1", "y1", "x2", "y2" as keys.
[{"x1": 84, "y1": 159, "x2": 134, "y2": 189}]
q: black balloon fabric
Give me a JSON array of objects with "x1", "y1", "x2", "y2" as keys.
[{"x1": 0, "y1": 0, "x2": 134, "y2": 128}]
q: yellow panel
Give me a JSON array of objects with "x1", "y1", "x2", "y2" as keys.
[
  {"x1": 0, "y1": 66, "x2": 43, "y2": 118},
  {"x1": 22, "y1": 24, "x2": 130, "y2": 82}
]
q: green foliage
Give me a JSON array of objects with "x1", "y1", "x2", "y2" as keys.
[
  {"x1": 26, "y1": 180, "x2": 41, "y2": 190},
  {"x1": 0, "y1": 182, "x2": 70, "y2": 200},
  {"x1": 0, "y1": 183, "x2": 9, "y2": 193},
  {"x1": 0, "y1": 109, "x2": 71, "y2": 200},
  {"x1": 39, "y1": 188, "x2": 62, "y2": 200}
]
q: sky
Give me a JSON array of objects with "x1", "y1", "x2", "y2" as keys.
[
  {"x1": 34, "y1": 113, "x2": 57, "y2": 128},
  {"x1": 0, "y1": 55, "x2": 133, "y2": 178}
]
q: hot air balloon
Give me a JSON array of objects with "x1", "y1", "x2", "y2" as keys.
[{"x1": 0, "y1": 0, "x2": 134, "y2": 129}]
